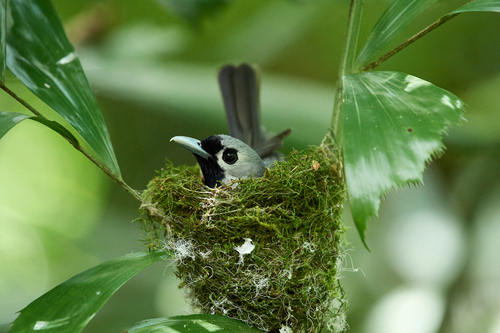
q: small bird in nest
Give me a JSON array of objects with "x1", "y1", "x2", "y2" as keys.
[{"x1": 171, "y1": 64, "x2": 291, "y2": 188}]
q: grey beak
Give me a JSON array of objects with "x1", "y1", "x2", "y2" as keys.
[{"x1": 170, "y1": 136, "x2": 211, "y2": 160}]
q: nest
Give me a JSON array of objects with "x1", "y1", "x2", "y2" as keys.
[{"x1": 139, "y1": 137, "x2": 348, "y2": 332}]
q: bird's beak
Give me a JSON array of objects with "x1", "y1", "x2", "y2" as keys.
[{"x1": 170, "y1": 136, "x2": 211, "y2": 160}]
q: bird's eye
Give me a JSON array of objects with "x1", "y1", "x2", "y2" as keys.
[{"x1": 222, "y1": 148, "x2": 238, "y2": 164}]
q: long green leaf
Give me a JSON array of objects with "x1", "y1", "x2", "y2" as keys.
[
  {"x1": 342, "y1": 71, "x2": 465, "y2": 247},
  {"x1": 355, "y1": 0, "x2": 438, "y2": 67},
  {"x1": 0, "y1": 111, "x2": 79, "y2": 146},
  {"x1": 451, "y1": 0, "x2": 500, "y2": 14},
  {"x1": 6, "y1": 0, "x2": 121, "y2": 178},
  {"x1": 0, "y1": 0, "x2": 6, "y2": 81},
  {"x1": 125, "y1": 314, "x2": 264, "y2": 333},
  {"x1": 10, "y1": 250, "x2": 170, "y2": 333}
]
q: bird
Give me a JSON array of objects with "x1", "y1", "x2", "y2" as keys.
[
  {"x1": 170, "y1": 134, "x2": 265, "y2": 188},
  {"x1": 171, "y1": 64, "x2": 291, "y2": 188}
]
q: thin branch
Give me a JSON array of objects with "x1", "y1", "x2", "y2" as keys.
[
  {"x1": 0, "y1": 81, "x2": 45, "y2": 117},
  {"x1": 361, "y1": 13, "x2": 460, "y2": 72},
  {"x1": 0, "y1": 82, "x2": 142, "y2": 202}
]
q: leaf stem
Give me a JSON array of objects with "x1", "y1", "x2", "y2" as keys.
[
  {"x1": 360, "y1": 13, "x2": 460, "y2": 72},
  {"x1": 331, "y1": 0, "x2": 364, "y2": 142},
  {"x1": 0, "y1": 81, "x2": 45, "y2": 117},
  {"x1": 0, "y1": 82, "x2": 142, "y2": 202}
]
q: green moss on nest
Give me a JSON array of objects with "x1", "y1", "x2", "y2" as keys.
[{"x1": 140, "y1": 137, "x2": 348, "y2": 332}]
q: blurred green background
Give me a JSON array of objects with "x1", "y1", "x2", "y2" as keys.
[{"x1": 1, "y1": 0, "x2": 500, "y2": 332}]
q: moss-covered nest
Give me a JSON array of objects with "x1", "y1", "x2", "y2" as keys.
[{"x1": 139, "y1": 138, "x2": 348, "y2": 332}]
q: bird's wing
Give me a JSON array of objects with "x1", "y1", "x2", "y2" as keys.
[
  {"x1": 253, "y1": 128, "x2": 292, "y2": 158},
  {"x1": 218, "y1": 64, "x2": 291, "y2": 159}
]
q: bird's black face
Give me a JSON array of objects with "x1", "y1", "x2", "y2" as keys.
[
  {"x1": 194, "y1": 154, "x2": 224, "y2": 188},
  {"x1": 196, "y1": 135, "x2": 225, "y2": 188}
]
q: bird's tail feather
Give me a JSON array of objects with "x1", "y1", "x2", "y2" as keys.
[{"x1": 218, "y1": 63, "x2": 291, "y2": 161}]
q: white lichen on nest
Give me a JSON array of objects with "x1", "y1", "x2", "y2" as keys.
[{"x1": 139, "y1": 137, "x2": 348, "y2": 333}]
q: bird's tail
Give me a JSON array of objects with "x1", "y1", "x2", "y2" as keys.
[{"x1": 218, "y1": 64, "x2": 291, "y2": 165}]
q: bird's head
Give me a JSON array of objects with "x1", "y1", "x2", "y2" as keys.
[{"x1": 171, "y1": 134, "x2": 265, "y2": 188}]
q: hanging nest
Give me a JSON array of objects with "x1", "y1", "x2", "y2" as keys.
[{"x1": 139, "y1": 136, "x2": 348, "y2": 333}]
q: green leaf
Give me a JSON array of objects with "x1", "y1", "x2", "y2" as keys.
[
  {"x1": 0, "y1": 0, "x2": 6, "y2": 81},
  {"x1": 356, "y1": 0, "x2": 500, "y2": 68},
  {"x1": 10, "y1": 250, "x2": 170, "y2": 333},
  {"x1": 342, "y1": 71, "x2": 465, "y2": 247},
  {"x1": 355, "y1": 0, "x2": 438, "y2": 67},
  {"x1": 0, "y1": 111, "x2": 79, "y2": 146},
  {"x1": 6, "y1": 0, "x2": 121, "y2": 178},
  {"x1": 125, "y1": 314, "x2": 264, "y2": 333},
  {"x1": 0, "y1": 111, "x2": 32, "y2": 138},
  {"x1": 451, "y1": 0, "x2": 500, "y2": 14},
  {"x1": 156, "y1": 0, "x2": 228, "y2": 23}
]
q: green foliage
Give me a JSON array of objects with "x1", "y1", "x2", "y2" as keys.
[
  {"x1": 140, "y1": 137, "x2": 347, "y2": 332},
  {"x1": 6, "y1": 0, "x2": 121, "y2": 178},
  {"x1": 343, "y1": 0, "x2": 500, "y2": 245},
  {"x1": 125, "y1": 314, "x2": 264, "y2": 333},
  {"x1": 10, "y1": 250, "x2": 170, "y2": 333},
  {"x1": 355, "y1": 0, "x2": 438, "y2": 67},
  {"x1": 342, "y1": 71, "x2": 465, "y2": 246}
]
